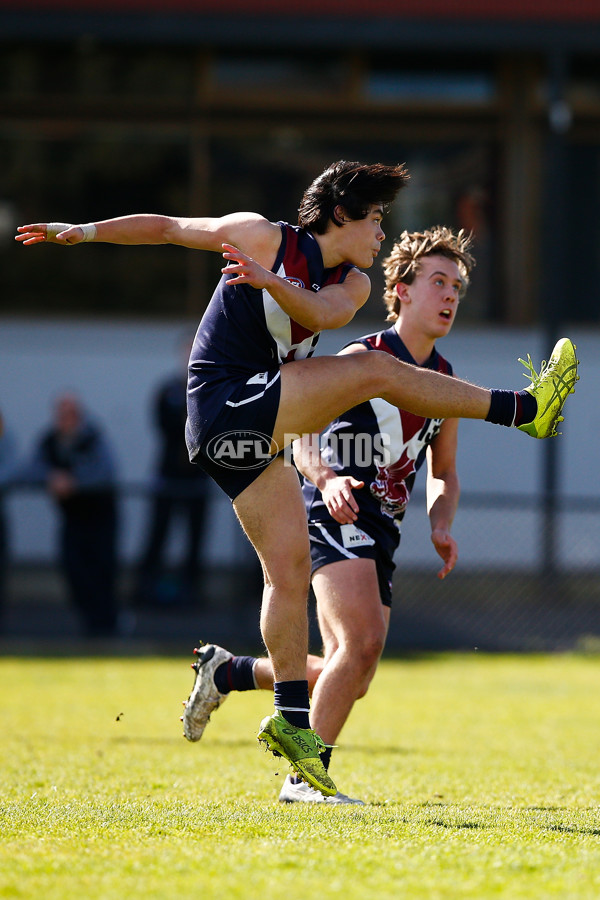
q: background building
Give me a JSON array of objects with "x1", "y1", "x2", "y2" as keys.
[
  {"x1": 3, "y1": 0, "x2": 600, "y2": 325},
  {"x1": 1, "y1": 0, "x2": 599, "y2": 647}
]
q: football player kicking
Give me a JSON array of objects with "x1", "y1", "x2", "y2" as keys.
[
  {"x1": 18, "y1": 163, "x2": 578, "y2": 800},
  {"x1": 180, "y1": 226, "x2": 577, "y2": 803}
]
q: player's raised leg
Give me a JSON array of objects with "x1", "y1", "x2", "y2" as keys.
[
  {"x1": 271, "y1": 338, "x2": 579, "y2": 450},
  {"x1": 272, "y1": 351, "x2": 489, "y2": 449},
  {"x1": 517, "y1": 337, "x2": 579, "y2": 438}
]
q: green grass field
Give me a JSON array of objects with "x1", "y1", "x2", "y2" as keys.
[{"x1": 1, "y1": 652, "x2": 599, "y2": 899}]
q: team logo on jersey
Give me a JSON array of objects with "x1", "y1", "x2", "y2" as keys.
[
  {"x1": 370, "y1": 418, "x2": 443, "y2": 518},
  {"x1": 370, "y1": 447, "x2": 414, "y2": 517},
  {"x1": 340, "y1": 524, "x2": 376, "y2": 549},
  {"x1": 206, "y1": 430, "x2": 279, "y2": 469},
  {"x1": 284, "y1": 276, "x2": 305, "y2": 289}
]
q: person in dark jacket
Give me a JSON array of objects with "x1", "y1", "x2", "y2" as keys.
[
  {"x1": 23, "y1": 392, "x2": 119, "y2": 637},
  {"x1": 134, "y1": 340, "x2": 209, "y2": 608}
]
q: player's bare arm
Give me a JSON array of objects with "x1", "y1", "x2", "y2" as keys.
[
  {"x1": 292, "y1": 341, "x2": 370, "y2": 524},
  {"x1": 16, "y1": 215, "x2": 174, "y2": 246},
  {"x1": 170, "y1": 213, "x2": 281, "y2": 262},
  {"x1": 320, "y1": 473, "x2": 365, "y2": 524},
  {"x1": 426, "y1": 418, "x2": 460, "y2": 579},
  {"x1": 293, "y1": 433, "x2": 364, "y2": 525},
  {"x1": 15, "y1": 212, "x2": 281, "y2": 259},
  {"x1": 222, "y1": 244, "x2": 371, "y2": 331}
]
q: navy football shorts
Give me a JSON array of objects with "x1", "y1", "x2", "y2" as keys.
[
  {"x1": 194, "y1": 368, "x2": 282, "y2": 501},
  {"x1": 308, "y1": 520, "x2": 395, "y2": 608}
]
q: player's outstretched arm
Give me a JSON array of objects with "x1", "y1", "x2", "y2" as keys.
[
  {"x1": 15, "y1": 222, "x2": 94, "y2": 245},
  {"x1": 15, "y1": 216, "x2": 177, "y2": 247},
  {"x1": 15, "y1": 212, "x2": 281, "y2": 257}
]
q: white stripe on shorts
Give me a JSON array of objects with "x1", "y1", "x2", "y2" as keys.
[
  {"x1": 312, "y1": 522, "x2": 358, "y2": 560},
  {"x1": 224, "y1": 370, "x2": 281, "y2": 407}
]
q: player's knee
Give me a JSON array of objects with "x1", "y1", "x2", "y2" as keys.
[
  {"x1": 355, "y1": 682, "x2": 370, "y2": 700},
  {"x1": 265, "y1": 546, "x2": 311, "y2": 596},
  {"x1": 355, "y1": 663, "x2": 379, "y2": 699},
  {"x1": 354, "y1": 348, "x2": 399, "y2": 398},
  {"x1": 369, "y1": 348, "x2": 398, "y2": 379},
  {"x1": 353, "y1": 630, "x2": 386, "y2": 683}
]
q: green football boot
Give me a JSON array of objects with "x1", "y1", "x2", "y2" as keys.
[
  {"x1": 257, "y1": 710, "x2": 337, "y2": 797},
  {"x1": 517, "y1": 337, "x2": 579, "y2": 438}
]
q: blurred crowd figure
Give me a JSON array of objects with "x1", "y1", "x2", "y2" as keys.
[
  {"x1": 19, "y1": 392, "x2": 120, "y2": 638},
  {"x1": 453, "y1": 183, "x2": 492, "y2": 320},
  {"x1": 0, "y1": 410, "x2": 18, "y2": 631},
  {"x1": 132, "y1": 335, "x2": 209, "y2": 608},
  {"x1": 0, "y1": 356, "x2": 210, "y2": 635}
]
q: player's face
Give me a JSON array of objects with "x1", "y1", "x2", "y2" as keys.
[
  {"x1": 402, "y1": 255, "x2": 464, "y2": 336},
  {"x1": 341, "y1": 204, "x2": 386, "y2": 269}
]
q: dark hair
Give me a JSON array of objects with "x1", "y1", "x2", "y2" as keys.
[{"x1": 298, "y1": 160, "x2": 410, "y2": 234}]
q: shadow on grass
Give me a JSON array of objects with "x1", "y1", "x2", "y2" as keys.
[
  {"x1": 107, "y1": 734, "x2": 414, "y2": 754},
  {"x1": 109, "y1": 734, "x2": 259, "y2": 750},
  {"x1": 338, "y1": 742, "x2": 413, "y2": 756},
  {"x1": 545, "y1": 824, "x2": 600, "y2": 836},
  {"x1": 368, "y1": 805, "x2": 491, "y2": 829},
  {"x1": 526, "y1": 805, "x2": 570, "y2": 811},
  {"x1": 410, "y1": 802, "x2": 600, "y2": 835},
  {"x1": 110, "y1": 735, "x2": 191, "y2": 746},
  {"x1": 524, "y1": 806, "x2": 600, "y2": 835}
]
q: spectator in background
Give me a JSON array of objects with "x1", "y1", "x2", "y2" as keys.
[
  {"x1": 21, "y1": 392, "x2": 119, "y2": 638},
  {"x1": 0, "y1": 410, "x2": 18, "y2": 631},
  {"x1": 133, "y1": 335, "x2": 209, "y2": 608},
  {"x1": 454, "y1": 184, "x2": 492, "y2": 320}
]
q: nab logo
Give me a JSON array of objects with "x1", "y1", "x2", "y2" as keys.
[
  {"x1": 284, "y1": 276, "x2": 305, "y2": 289},
  {"x1": 206, "y1": 430, "x2": 278, "y2": 470}
]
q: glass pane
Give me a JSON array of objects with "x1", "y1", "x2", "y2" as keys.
[
  {"x1": 0, "y1": 44, "x2": 195, "y2": 99},
  {"x1": 212, "y1": 53, "x2": 346, "y2": 94},
  {"x1": 571, "y1": 55, "x2": 600, "y2": 106},
  {"x1": 564, "y1": 144, "x2": 600, "y2": 323},
  {"x1": 366, "y1": 70, "x2": 496, "y2": 104},
  {"x1": 3, "y1": 129, "x2": 190, "y2": 315},
  {"x1": 210, "y1": 136, "x2": 497, "y2": 323}
]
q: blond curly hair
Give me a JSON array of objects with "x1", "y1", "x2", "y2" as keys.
[{"x1": 382, "y1": 226, "x2": 475, "y2": 322}]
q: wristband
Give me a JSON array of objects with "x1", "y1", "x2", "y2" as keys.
[
  {"x1": 80, "y1": 223, "x2": 97, "y2": 242},
  {"x1": 45, "y1": 222, "x2": 96, "y2": 242}
]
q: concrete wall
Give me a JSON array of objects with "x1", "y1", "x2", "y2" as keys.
[{"x1": 1, "y1": 317, "x2": 596, "y2": 569}]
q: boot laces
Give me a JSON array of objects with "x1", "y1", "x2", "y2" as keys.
[{"x1": 518, "y1": 353, "x2": 547, "y2": 388}]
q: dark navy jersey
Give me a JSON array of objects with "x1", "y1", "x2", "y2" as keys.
[
  {"x1": 302, "y1": 326, "x2": 454, "y2": 560},
  {"x1": 186, "y1": 222, "x2": 354, "y2": 452}
]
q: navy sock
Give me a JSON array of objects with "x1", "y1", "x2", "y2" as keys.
[
  {"x1": 486, "y1": 389, "x2": 537, "y2": 427},
  {"x1": 514, "y1": 390, "x2": 537, "y2": 426},
  {"x1": 320, "y1": 746, "x2": 333, "y2": 771},
  {"x1": 213, "y1": 656, "x2": 257, "y2": 694},
  {"x1": 274, "y1": 680, "x2": 310, "y2": 729}
]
